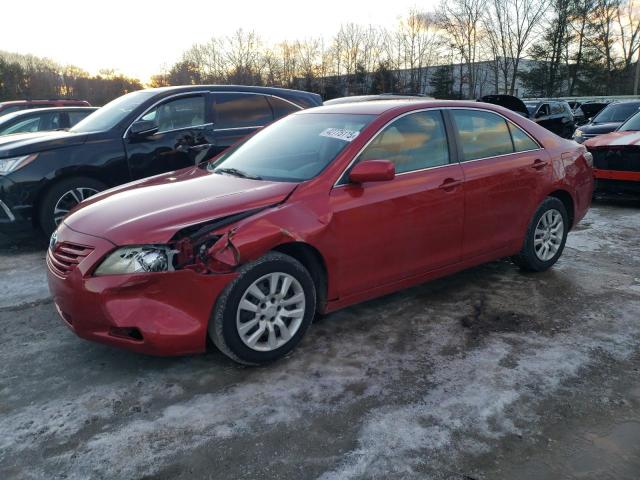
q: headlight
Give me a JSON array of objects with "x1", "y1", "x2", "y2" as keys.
[
  {"x1": 574, "y1": 129, "x2": 583, "y2": 137},
  {"x1": 0, "y1": 154, "x2": 38, "y2": 175},
  {"x1": 94, "y1": 245, "x2": 175, "y2": 276}
]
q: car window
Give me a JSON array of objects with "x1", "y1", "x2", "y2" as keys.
[
  {"x1": 508, "y1": 121, "x2": 539, "y2": 152},
  {"x1": 538, "y1": 104, "x2": 550, "y2": 116},
  {"x1": 141, "y1": 95, "x2": 205, "y2": 133},
  {"x1": 72, "y1": 90, "x2": 155, "y2": 133},
  {"x1": 550, "y1": 103, "x2": 563, "y2": 115},
  {"x1": 1, "y1": 106, "x2": 25, "y2": 115},
  {"x1": 593, "y1": 103, "x2": 640, "y2": 123},
  {"x1": 451, "y1": 109, "x2": 514, "y2": 161},
  {"x1": 0, "y1": 116, "x2": 40, "y2": 135},
  {"x1": 618, "y1": 111, "x2": 640, "y2": 131},
  {"x1": 210, "y1": 113, "x2": 375, "y2": 182},
  {"x1": 268, "y1": 96, "x2": 301, "y2": 120},
  {"x1": 68, "y1": 111, "x2": 93, "y2": 126},
  {"x1": 214, "y1": 93, "x2": 273, "y2": 129},
  {"x1": 357, "y1": 110, "x2": 449, "y2": 174}
]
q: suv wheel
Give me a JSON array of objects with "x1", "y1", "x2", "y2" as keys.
[
  {"x1": 39, "y1": 177, "x2": 106, "y2": 236},
  {"x1": 209, "y1": 252, "x2": 316, "y2": 365},
  {"x1": 512, "y1": 197, "x2": 569, "y2": 272}
]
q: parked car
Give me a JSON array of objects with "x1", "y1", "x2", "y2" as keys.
[
  {"x1": 585, "y1": 111, "x2": 640, "y2": 194},
  {"x1": 0, "y1": 107, "x2": 98, "y2": 136},
  {"x1": 47, "y1": 100, "x2": 593, "y2": 364},
  {"x1": 0, "y1": 99, "x2": 91, "y2": 117},
  {"x1": 479, "y1": 95, "x2": 575, "y2": 138},
  {"x1": 573, "y1": 100, "x2": 640, "y2": 143},
  {"x1": 0, "y1": 85, "x2": 322, "y2": 236},
  {"x1": 324, "y1": 94, "x2": 429, "y2": 105},
  {"x1": 573, "y1": 101, "x2": 610, "y2": 126}
]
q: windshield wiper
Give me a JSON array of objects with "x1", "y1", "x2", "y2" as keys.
[{"x1": 214, "y1": 167, "x2": 262, "y2": 180}]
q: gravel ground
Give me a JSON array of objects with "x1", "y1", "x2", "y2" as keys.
[{"x1": 0, "y1": 198, "x2": 639, "y2": 480}]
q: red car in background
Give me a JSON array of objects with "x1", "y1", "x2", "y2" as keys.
[
  {"x1": 585, "y1": 111, "x2": 640, "y2": 194},
  {"x1": 47, "y1": 100, "x2": 593, "y2": 364},
  {"x1": 0, "y1": 99, "x2": 91, "y2": 117}
]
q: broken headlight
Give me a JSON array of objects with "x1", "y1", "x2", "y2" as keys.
[{"x1": 94, "y1": 245, "x2": 175, "y2": 276}]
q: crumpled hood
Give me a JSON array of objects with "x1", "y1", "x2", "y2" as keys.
[
  {"x1": 0, "y1": 130, "x2": 88, "y2": 158},
  {"x1": 585, "y1": 130, "x2": 640, "y2": 148},
  {"x1": 64, "y1": 167, "x2": 297, "y2": 245},
  {"x1": 579, "y1": 122, "x2": 622, "y2": 136}
]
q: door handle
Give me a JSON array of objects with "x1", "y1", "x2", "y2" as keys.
[
  {"x1": 531, "y1": 159, "x2": 548, "y2": 170},
  {"x1": 438, "y1": 178, "x2": 462, "y2": 191}
]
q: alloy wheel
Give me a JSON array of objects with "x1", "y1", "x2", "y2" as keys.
[
  {"x1": 53, "y1": 187, "x2": 99, "y2": 225},
  {"x1": 534, "y1": 209, "x2": 564, "y2": 261},
  {"x1": 236, "y1": 272, "x2": 306, "y2": 352}
]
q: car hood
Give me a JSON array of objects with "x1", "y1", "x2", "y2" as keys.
[
  {"x1": 0, "y1": 130, "x2": 88, "y2": 158},
  {"x1": 479, "y1": 95, "x2": 529, "y2": 117},
  {"x1": 63, "y1": 167, "x2": 298, "y2": 245},
  {"x1": 584, "y1": 130, "x2": 640, "y2": 148},
  {"x1": 578, "y1": 122, "x2": 622, "y2": 135}
]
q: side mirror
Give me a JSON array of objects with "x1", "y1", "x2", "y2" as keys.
[
  {"x1": 349, "y1": 160, "x2": 395, "y2": 184},
  {"x1": 129, "y1": 120, "x2": 158, "y2": 138},
  {"x1": 535, "y1": 111, "x2": 545, "y2": 119}
]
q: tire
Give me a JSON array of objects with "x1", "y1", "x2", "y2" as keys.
[
  {"x1": 209, "y1": 251, "x2": 316, "y2": 365},
  {"x1": 38, "y1": 177, "x2": 106, "y2": 237},
  {"x1": 511, "y1": 197, "x2": 569, "y2": 272}
]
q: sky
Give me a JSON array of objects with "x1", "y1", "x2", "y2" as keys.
[{"x1": 0, "y1": 0, "x2": 438, "y2": 83}]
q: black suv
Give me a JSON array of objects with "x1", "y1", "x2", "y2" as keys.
[
  {"x1": 479, "y1": 95, "x2": 574, "y2": 138},
  {"x1": 0, "y1": 85, "x2": 321, "y2": 236},
  {"x1": 523, "y1": 100, "x2": 575, "y2": 138}
]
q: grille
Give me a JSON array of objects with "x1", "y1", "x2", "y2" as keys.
[
  {"x1": 591, "y1": 148, "x2": 640, "y2": 172},
  {"x1": 47, "y1": 242, "x2": 94, "y2": 277}
]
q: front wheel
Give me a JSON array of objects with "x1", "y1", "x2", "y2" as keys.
[
  {"x1": 209, "y1": 252, "x2": 316, "y2": 365},
  {"x1": 39, "y1": 177, "x2": 106, "y2": 236},
  {"x1": 512, "y1": 197, "x2": 569, "y2": 272}
]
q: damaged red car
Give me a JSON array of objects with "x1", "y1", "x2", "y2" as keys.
[
  {"x1": 47, "y1": 100, "x2": 594, "y2": 364},
  {"x1": 585, "y1": 111, "x2": 640, "y2": 195}
]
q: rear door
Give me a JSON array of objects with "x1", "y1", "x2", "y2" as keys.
[
  {"x1": 330, "y1": 109, "x2": 464, "y2": 296},
  {"x1": 210, "y1": 93, "x2": 274, "y2": 156},
  {"x1": 449, "y1": 108, "x2": 549, "y2": 259},
  {"x1": 125, "y1": 93, "x2": 215, "y2": 180}
]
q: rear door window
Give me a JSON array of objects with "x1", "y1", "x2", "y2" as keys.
[
  {"x1": 214, "y1": 93, "x2": 273, "y2": 129},
  {"x1": 508, "y1": 122, "x2": 539, "y2": 152},
  {"x1": 451, "y1": 110, "x2": 514, "y2": 161}
]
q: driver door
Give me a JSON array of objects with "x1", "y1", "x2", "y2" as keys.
[
  {"x1": 125, "y1": 93, "x2": 215, "y2": 180},
  {"x1": 329, "y1": 110, "x2": 464, "y2": 297}
]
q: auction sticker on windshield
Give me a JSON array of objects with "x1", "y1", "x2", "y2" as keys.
[{"x1": 320, "y1": 128, "x2": 360, "y2": 142}]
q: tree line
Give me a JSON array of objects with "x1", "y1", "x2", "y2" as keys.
[
  {"x1": 1, "y1": 0, "x2": 638, "y2": 105},
  {"x1": 0, "y1": 51, "x2": 142, "y2": 105},
  {"x1": 151, "y1": 0, "x2": 639, "y2": 99}
]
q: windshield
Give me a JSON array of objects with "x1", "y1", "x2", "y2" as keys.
[
  {"x1": 618, "y1": 111, "x2": 640, "y2": 132},
  {"x1": 71, "y1": 90, "x2": 155, "y2": 133},
  {"x1": 593, "y1": 103, "x2": 640, "y2": 124},
  {"x1": 209, "y1": 113, "x2": 375, "y2": 182},
  {"x1": 524, "y1": 102, "x2": 538, "y2": 115}
]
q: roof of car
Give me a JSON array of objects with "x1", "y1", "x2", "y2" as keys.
[
  {"x1": 144, "y1": 84, "x2": 320, "y2": 99},
  {"x1": 299, "y1": 99, "x2": 494, "y2": 116}
]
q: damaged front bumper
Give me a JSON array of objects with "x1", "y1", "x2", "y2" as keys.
[{"x1": 46, "y1": 222, "x2": 238, "y2": 356}]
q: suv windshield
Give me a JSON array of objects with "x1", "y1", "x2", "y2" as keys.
[
  {"x1": 71, "y1": 90, "x2": 155, "y2": 133},
  {"x1": 593, "y1": 102, "x2": 640, "y2": 124},
  {"x1": 618, "y1": 111, "x2": 640, "y2": 132},
  {"x1": 209, "y1": 113, "x2": 375, "y2": 182}
]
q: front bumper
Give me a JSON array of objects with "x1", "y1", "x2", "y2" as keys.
[
  {"x1": 46, "y1": 222, "x2": 238, "y2": 356},
  {"x1": 0, "y1": 175, "x2": 33, "y2": 232}
]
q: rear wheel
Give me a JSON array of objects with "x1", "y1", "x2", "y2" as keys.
[
  {"x1": 512, "y1": 197, "x2": 569, "y2": 272},
  {"x1": 209, "y1": 252, "x2": 316, "y2": 365},
  {"x1": 38, "y1": 177, "x2": 105, "y2": 236}
]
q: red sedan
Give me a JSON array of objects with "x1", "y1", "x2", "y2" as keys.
[
  {"x1": 47, "y1": 100, "x2": 594, "y2": 364},
  {"x1": 585, "y1": 111, "x2": 640, "y2": 194}
]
